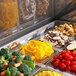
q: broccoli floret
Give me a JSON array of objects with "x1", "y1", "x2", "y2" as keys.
[
  {"x1": 15, "y1": 56, "x2": 23, "y2": 63},
  {"x1": 0, "y1": 64, "x2": 7, "y2": 72},
  {"x1": 24, "y1": 54, "x2": 32, "y2": 61},
  {"x1": 9, "y1": 61, "x2": 16, "y2": 67},
  {"x1": 0, "y1": 56, "x2": 8, "y2": 72},
  {"x1": 22, "y1": 60, "x2": 35, "y2": 70},
  {"x1": 18, "y1": 63, "x2": 31, "y2": 75},
  {"x1": 8, "y1": 55, "x2": 14, "y2": 62},
  {"x1": 6, "y1": 68, "x2": 11, "y2": 76},
  {"x1": 0, "y1": 56, "x2": 9, "y2": 64},
  {"x1": 16, "y1": 71, "x2": 21, "y2": 76},
  {"x1": 12, "y1": 51, "x2": 23, "y2": 56},
  {"x1": 0, "y1": 56, "x2": 5, "y2": 64},
  {"x1": 9, "y1": 66, "x2": 18, "y2": 76},
  {"x1": 0, "y1": 48, "x2": 10, "y2": 59}
]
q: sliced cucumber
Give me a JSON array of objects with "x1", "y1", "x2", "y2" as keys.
[{"x1": 67, "y1": 43, "x2": 76, "y2": 50}]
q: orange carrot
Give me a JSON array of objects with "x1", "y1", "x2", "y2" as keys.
[
  {"x1": 20, "y1": 55, "x2": 25, "y2": 59},
  {"x1": 19, "y1": 73, "x2": 24, "y2": 76},
  {"x1": 3, "y1": 62, "x2": 8, "y2": 67},
  {"x1": 14, "y1": 62, "x2": 22, "y2": 68},
  {"x1": 14, "y1": 56, "x2": 17, "y2": 58},
  {"x1": 0, "y1": 70, "x2": 6, "y2": 76},
  {"x1": 12, "y1": 58, "x2": 16, "y2": 61}
]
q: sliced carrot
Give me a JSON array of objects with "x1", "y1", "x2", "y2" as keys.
[
  {"x1": 19, "y1": 73, "x2": 24, "y2": 76},
  {"x1": 12, "y1": 58, "x2": 16, "y2": 61},
  {"x1": 0, "y1": 70, "x2": 6, "y2": 76},
  {"x1": 14, "y1": 56, "x2": 17, "y2": 58},
  {"x1": 3, "y1": 62, "x2": 8, "y2": 67},
  {"x1": 20, "y1": 55, "x2": 25, "y2": 59},
  {"x1": 14, "y1": 62, "x2": 22, "y2": 68},
  {"x1": 20, "y1": 62, "x2": 23, "y2": 65}
]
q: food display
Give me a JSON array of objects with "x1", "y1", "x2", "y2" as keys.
[
  {"x1": 0, "y1": 0, "x2": 76, "y2": 75},
  {"x1": 35, "y1": 70, "x2": 64, "y2": 76},
  {"x1": 52, "y1": 50, "x2": 76, "y2": 73},
  {"x1": 0, "y1": 48, "x2": 35, "y2": 76},
  {"x1": 40, "y1": 31, "x2": 69, "y2": 47},
  {"x1": 67, "y1": 41, "x2": 76, "y2": 52},
  {"x1": 0, "y1": 0, "x2": 18, "y2": 30},
  {"x1": 19, "y1": 40, "x2": 54, "y2": 62},
  {"x1": 0, "y1": 21, "x2": 76, "y2": 76},
  {"x1": 53, "y1": 23, "x2": 76, "y2": 36}
]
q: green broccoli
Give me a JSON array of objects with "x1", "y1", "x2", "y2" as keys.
[
  {"x1": 0, "y1": 48, "x2": 10, "y2": 59},
  {"x1": 9, "y1": 61, "x2": 16, "y2": 67},
  {"x1": 22, "y1": 60, "x2": 35, "y2": 70},
  {"x1": 0, "y1": 56, "x2": 9, "y2": 64},
  {"x1": 16, "y1": 71, "x2": 21, "y2": 76},
  {"x1": 8, "y1": 55, "x2": 14, "y2": 62},
  {"x1": 6, "y1": 68, "x2": 11, "y2": 76},
  {"x1": 24, "y1": 54, "x2": 32, "y2": 61},
  {"x1": 18, "y1": 63, "x2": 31, "y2": 75},
  {"x1": 15, "y1": 56, "x2": 23, "y2": 63},
  {"x1": 9, "y1": 66, "x2": 18, "y2": 76},
  {"x1": 0, "y1": 64, "x2": 7, "y2": 72},
  {"x1": 0, "y1": 56, "x2": 9, "y2": 72},
  {"x1": 12, "y1": 51, "x2": 23, "y2": 56}
]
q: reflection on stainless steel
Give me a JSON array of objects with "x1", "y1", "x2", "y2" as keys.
[{"x1": 19, "y1": 0, "x2": 36, "y2": 20}]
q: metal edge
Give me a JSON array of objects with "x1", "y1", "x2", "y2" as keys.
[{"x1": 0, "y1": 17, "x2": 53, "y2": 47}]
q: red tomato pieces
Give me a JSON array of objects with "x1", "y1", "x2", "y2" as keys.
[
  {"x1": 73, "y1": 57, "x2": 76, "y2": 61},
  {"x1": 66, "y1": 66, "x2": 71, "y2": 71},
  {"x1": 58, "y1": 55, "x2": 63, "y2": 60},
  {"x1": 71, "y1": 61, "x2": 76, "y2": 65},
  {"x1": 65, "y1": 60, "x2": 71, "y2": 66},
  {"x1": 59, "y1": 63, "x2": 66, "y2": 70},
  {"x1": 52, "y1": 50, "x2": 76, "y2": 73},
  {"x1": 54, "y1": 55, "x2": 58, "y2": 60},
  {"x1": 71, "y1": 65, "x2": 76, "y2": 72},
  {"x1": 61, "y1": 51, "x2": 65, "y2": 55},
  {"x1": 53, "y1": 59, "x2": 60, "y2": 67},
  {"x1": 61, "y1": 59, "x2": 65, "y2": 63},
  {"x1": 65, "y1": 55, "x2": 73, "y2": 61}
]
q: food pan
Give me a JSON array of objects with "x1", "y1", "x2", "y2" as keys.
[
  {"x1": 30, "y1": 64, "x2": 73, "y2": 76},
  {"x1": 46, "y1": 52, "x2": 76, "y2": 76},
  {"x1": 0, "y1": 20, "x2": 75, "y2": 63}
]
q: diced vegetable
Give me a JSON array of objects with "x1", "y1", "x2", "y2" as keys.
[
  {"x1": 12, "y1": 57, "x2": 16, "y2": 61},
  {"x1": 0, "y1": 48, "x2": 35, "y2": 76},
  {"x1": 3, "y1": 62, "x2": 8, "y2": 66},
  {"x1": 15, "y1": 56, "x2": 23, "y2": 63},
  {"x1": 0, "y1": 48, "x2": 10, "y2": 59},
  {"x1": 6, "y1": 68, "x2": 11, "y2": 76},
  {"x1": 14, "y1": 62, "x2": 22, "y2": 68},
  {"x1": 22, "y1": 60, "x2": 35, "y2": 69},
  {"x1": 0, "y1": 70, "x2": 6, "y2": 76},
  {"x1": 9, "y1": 66, "x2": 18, "y2": 76},
  {"x1": 19, "y1": 40, "x2": 54, "y2": 61},
  {"x1": 16, "y1": 71, "x2": 21, "y2": 76},
  {"x1": 12, "y1": 51, "x2": 23, "y2": 56},
  {"x1": 35, "y1": 71, "x2": 64, "y2": 76},
  {"x1": 9, "y1": 61, "x2": 16, "y2": 67},
  {"x1": 18, "y1": 63, "x2": 31, "y2": 75},
  {"x1": 24, "y1": 54, "x2": 32, "y2": 61},
  {"x1": 19, "y1": 73, "x2": 24, "y2": 76}
]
